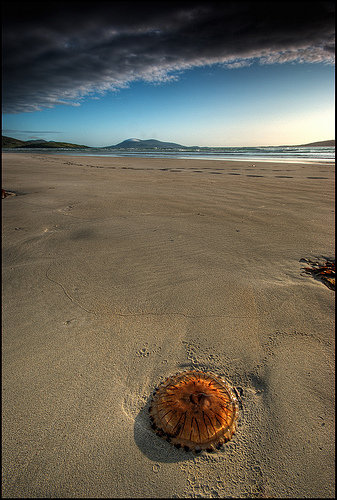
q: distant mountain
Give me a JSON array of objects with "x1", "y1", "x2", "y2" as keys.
[
  {"x1": 105, "y1": 138, "x2": 336, "y2": 149},
  {"x1": 3, "y1": 135, "x2": 334, "y2": 150},
  {"x1": 290, "y1": 139, "x2": 335, "y2": 147},
  {"x1": 24, "y1": 139, "x2": 48, "y2": 145},
  {"x1": 2, "y1": 135, "x2": 91, "y2": 149},
  {"x1": 105, "y1": 138, "x2": 188, "y2": 149}
]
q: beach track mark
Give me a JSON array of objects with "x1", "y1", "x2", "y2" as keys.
[{"x1": 45, "y1": 263, "x2": 96, "y2": 315}]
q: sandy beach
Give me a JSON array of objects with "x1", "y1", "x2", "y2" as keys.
[{"x1": 2, "y1": 152, "x2": 335, "y2": 498}]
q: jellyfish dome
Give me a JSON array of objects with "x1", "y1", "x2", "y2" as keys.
[{"x1": 149, "y1": 370, "x2": 239, "y2": 453}]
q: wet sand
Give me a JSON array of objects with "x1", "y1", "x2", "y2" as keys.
[{"x1": 2, "y1": 153, "x2": 335, "y2": 498}]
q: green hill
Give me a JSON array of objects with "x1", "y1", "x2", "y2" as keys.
[
  {"x1": 2, "y1": 135, "x2": 91, "y2": 149},
  {"x1": 2, "y1": 136, "x2": 26, "y2": 147},
  {"x1": 291, "y1": 139, "x2": 335, "y2": 147}
]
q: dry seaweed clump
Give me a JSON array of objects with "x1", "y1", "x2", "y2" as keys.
[
  {"x1": 2, "y1": 189, "x2": 16, "y2": 199},
  {"x1": 149, "y1": 370, "x2": 239, "y2": 453},
  {"x1": 300, "y1": 257, "x2": 335, "y2": 291}
]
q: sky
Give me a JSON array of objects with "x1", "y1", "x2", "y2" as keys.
[{"x1": 2, "y1": 1, "x2": 335, "y2": 147}]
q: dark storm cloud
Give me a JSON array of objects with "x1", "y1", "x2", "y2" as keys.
[{"x1": 2, "y1": 1, "x2": 335, "y2": 113}]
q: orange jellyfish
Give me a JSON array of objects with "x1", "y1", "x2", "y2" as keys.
[{"x1": 149, "y1": 370, "x2": 239, "y2": 453}]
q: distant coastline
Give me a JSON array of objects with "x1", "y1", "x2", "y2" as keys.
[
  {"x1": 280, "y1": 140, "x2": 335, "y2": 147},
  {"x1": 2, "y1": 135, "x2": 335, "y2": 150}
]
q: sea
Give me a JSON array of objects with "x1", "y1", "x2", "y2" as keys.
[{"x1": 3, "y1": 146, "x2": 335, "y2": 163}]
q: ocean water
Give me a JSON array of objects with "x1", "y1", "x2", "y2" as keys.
[{"x1": 3, "y1": 146, "x2": 335, "y2": 163}]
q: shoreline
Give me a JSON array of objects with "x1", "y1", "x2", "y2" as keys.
[
  {"x1": 2, "y1": 151, "x2": 335, "y2": 169},
  {"x1": 2, "y1": 149, "x2": 335, "y2": 164},
  {"x1": 2, "y1": 153, "x2": 335, "y2": 498}
]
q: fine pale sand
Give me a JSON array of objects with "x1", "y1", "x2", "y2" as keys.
[{"x1": 2, "y1": 153, "x2": 335, "y2": 498}]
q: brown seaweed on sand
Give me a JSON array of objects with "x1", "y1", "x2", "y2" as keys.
[
  {"x1": 2, "y1": 189, "x2": 16, "y2": 199},
  {"x1": 300, "y1": 257, "x2": 335, "y2": 291}
]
